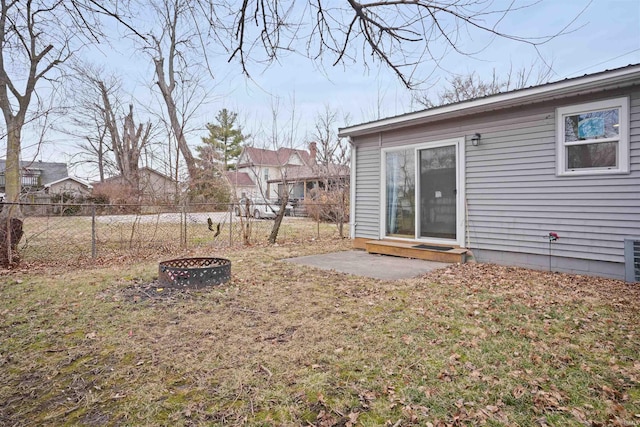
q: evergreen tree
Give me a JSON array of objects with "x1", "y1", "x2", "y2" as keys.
[{"x1": 201, "y1": 109, "x2": 247, "y2": 170}]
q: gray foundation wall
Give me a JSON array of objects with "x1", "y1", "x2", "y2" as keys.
[{"x1": 472, "y1": 248, "x2": 625, "y2": 280}]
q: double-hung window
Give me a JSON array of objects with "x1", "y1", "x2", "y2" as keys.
[{"x1": 556, "y1": 97, "x2": 629, "y2": 176}]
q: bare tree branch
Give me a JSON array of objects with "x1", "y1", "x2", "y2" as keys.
[
  {"x1": 412, "y1": 60, "x2": 555, "y2": 108},
  {"x1": 143, "y1": 0, "x2": 216, "y2": 181},
  {"x1": 0, "y1": 0, "x2": 135, "y2": 265},
  {"x1": 220, "y1": 0, "x2": 582, "y2": 88}
]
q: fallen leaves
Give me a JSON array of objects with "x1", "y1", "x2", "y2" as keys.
[
  {"x1": 512, "y1": 385, "x2": 526, "y2": 399},
  {"x1": 401, "y1": 334, "x2": 414, "y2": 345},
  {"x1": 358, "y1": 390, "x2": 376, "y2": 410},
  {"x1": 532, "y1": 386, "x2": 565, "y2": 412},
  {"x1": 1, "y1": 247, "x2": 639, "y2": 426},
  {"x1": 422, "y1": 263, "x2": 640, "y2": 314}
]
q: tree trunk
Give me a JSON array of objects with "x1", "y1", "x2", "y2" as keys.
[
  {"x1": 154, "y1": 57, "x2": 198, "y2": 180},
  {"x1": 166, "y1": 99, "x2": 197, "y2": 180},
  {"x1": 236, "y1": 197, "x2": 253, "y2": 246},
  {"x1": 0, "y1": 124, "x2": 24, "y2": 267},
  {"x1": 268, "y1": 192, "x2": 289, "y2": 244},
  {"x1": 97, "y1": 135, "x2": 105, "y2": 182},
  {"x1": 0, "y1": 217, "x2": 24, "y2": 267},
  {"x1": 337, "y1": 189, "x2": 346, "y2": 238},
  {"x1": 122, "y1": 105, "x2": 146, "y2": 202}
]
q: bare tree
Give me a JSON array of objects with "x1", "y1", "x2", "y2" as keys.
[
  {"x1": 220, "y1": 1, "x2": 582, "y2": 88},
  {"x1": 413, "y1": 63, "x2": 555, "y2": 108},
  {"x1": 0, "y1": 0, "x2": 132, "y2": 266},
  {"x1": 313, "y1": 104, "x2": 350, "y2": 168},
  {"x1": 235, "y1": 96, "x2": 301, "y2": 244},
  {"x1": 310, "y1": 105, "x2": 350, "y2": 238},
  {"x1": 265, "y1": 97, "x2": 300, "y2": 244},
  {"x1": 67, "y1": 64, "x2": 154, "y2": 196},
  {"x1": 66, "y1": 65, "x2": 121, "y2": 182},
  {"x1": 70, "y1": 115, "x2": 113, "y2": 183},
  {"x1": 111, "y1": 103, "x2": 153, "y2": 199},
  {"x1": 143, "y1": 0, "x2": 214, "y2": 181}
]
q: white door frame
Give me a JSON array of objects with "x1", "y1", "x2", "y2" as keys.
[{"x1": 380, "y1": 137, "x2": 465, "y2": 247}]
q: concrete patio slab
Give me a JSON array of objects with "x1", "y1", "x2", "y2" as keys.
[{"x1": 284, "y1": 250, "x2": 450, "y2": 280}]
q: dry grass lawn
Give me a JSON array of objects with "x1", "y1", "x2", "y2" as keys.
[{"x1": 0, "y1": 239, "x2": 639, "y2": 426}]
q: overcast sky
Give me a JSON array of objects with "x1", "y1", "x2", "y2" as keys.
[{"x1": 9, "y1": 0, "x2": 640, "y2": 179}]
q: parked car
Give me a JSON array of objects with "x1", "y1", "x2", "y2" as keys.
[{"x1": 235, "y1": 197, "x2": 289, "y2": 219}]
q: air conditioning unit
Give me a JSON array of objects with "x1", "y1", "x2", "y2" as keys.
[{"x1": 624, "y1": 238, "x2": 640, "y2": 283}]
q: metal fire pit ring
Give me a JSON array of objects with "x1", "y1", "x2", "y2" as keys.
[{"x1": 158, "y1": 257, "x2": 231, "y2": 289}]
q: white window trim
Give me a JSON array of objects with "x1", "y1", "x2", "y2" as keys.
[
  {"x1": 556, "y1": 96, "x2": 630, "y2": 176},
  {"x1": 379, "y1": 138, "x2": 465, "y2": 248}
]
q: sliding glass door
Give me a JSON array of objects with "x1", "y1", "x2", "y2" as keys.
[
  {"x1": 418, "y1": 145, "x2": 457, "y2": 240},
  {"x1": 385, "y1": 149, "x2": 415, "y2": 238},
  {"x1": 383, "y1": 139, "x2": 462, "y2": 244}
]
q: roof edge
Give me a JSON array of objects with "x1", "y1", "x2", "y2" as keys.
[
  {"x1": 339, "y1": 64, "x2": 640, "y2": 138},
  {"x1": 44, "y1": 176, "x2": 92, "y2": 188}
]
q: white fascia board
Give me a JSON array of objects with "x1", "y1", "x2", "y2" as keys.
[
  {"x1": 44, "y1": 176, "x2": 92, "y2": 188},
  {"x1": 338, "y1": 65, "x2": 640, "y2": 138}
]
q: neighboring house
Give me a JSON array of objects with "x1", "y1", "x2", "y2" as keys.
[
  {"x1": 138, "y1": 168, "x2": 177, "y2": 202},
  {"x1": 223, "y1": 171, "x2": 256, "y2": 199},
  {"x1": 94, "y1": 167, "x2": 177, "y2": 203},
  {"x1": 236, "y1": 145, "x2": 314, "y2": 199},
  {"x1": 267, "y1": 163, "x2": 350, "y2": 201},
  {"x1": 339, "y1": 64, "x2": 640, "y2": 281},
  {"x1": 44, "y1": 177, "x2": 92, "y2": 197},
  {"x1": 0, "y1": 160, "x2": 89, "y2": 214},
  {"x1": 0, "y1": 160, "x2": 69, "y2": 195}
]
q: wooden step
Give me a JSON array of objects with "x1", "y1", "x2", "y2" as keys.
[{"x1": 365, "y1": 239, "x2": 467, "y2": 263}]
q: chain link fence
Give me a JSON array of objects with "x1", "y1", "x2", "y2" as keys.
[{"x1": 2, "y1": 201, "x2": 349, "y2": 264}]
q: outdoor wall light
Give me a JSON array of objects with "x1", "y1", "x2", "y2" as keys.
[{"x1": 471, "y1": 133, "x2": 481, "y2": 146}]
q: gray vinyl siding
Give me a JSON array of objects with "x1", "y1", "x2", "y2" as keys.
[
  {"x1": 353, "y1": 88, "x2": 640, "y2": 278},
  {"x1": 353, "y1": 135, "x2": 380, "y2": 239},
  {"x1": 464, "y1": 91, "x2": 640, "y2": 267}
]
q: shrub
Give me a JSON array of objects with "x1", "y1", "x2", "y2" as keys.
[
  {"x1": 90, "y1": 182, "x2": 142, "y2": 213},
  {"x1": 50, "y1": 192, "x2": 83, "y2": 216},
  {"x1": 91, "y1": 182, "x2": 138, "y2": 205},
  {"x1": 303, "y1": 187, "x2": 349, "y2": 223}
]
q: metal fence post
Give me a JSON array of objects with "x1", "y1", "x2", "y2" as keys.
[
  {"x1": 179, "y1": 206, "x2": 184, "y2": 248},
  {"x1": 91, "y1": 204, "x2": 97, "y2": 258},
  {"x1": 229, "y1": 204, "x2": 233, "y2": 247},
  {"x1": 182, "y1": 206, "x2": 187, "y2": 248}
]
